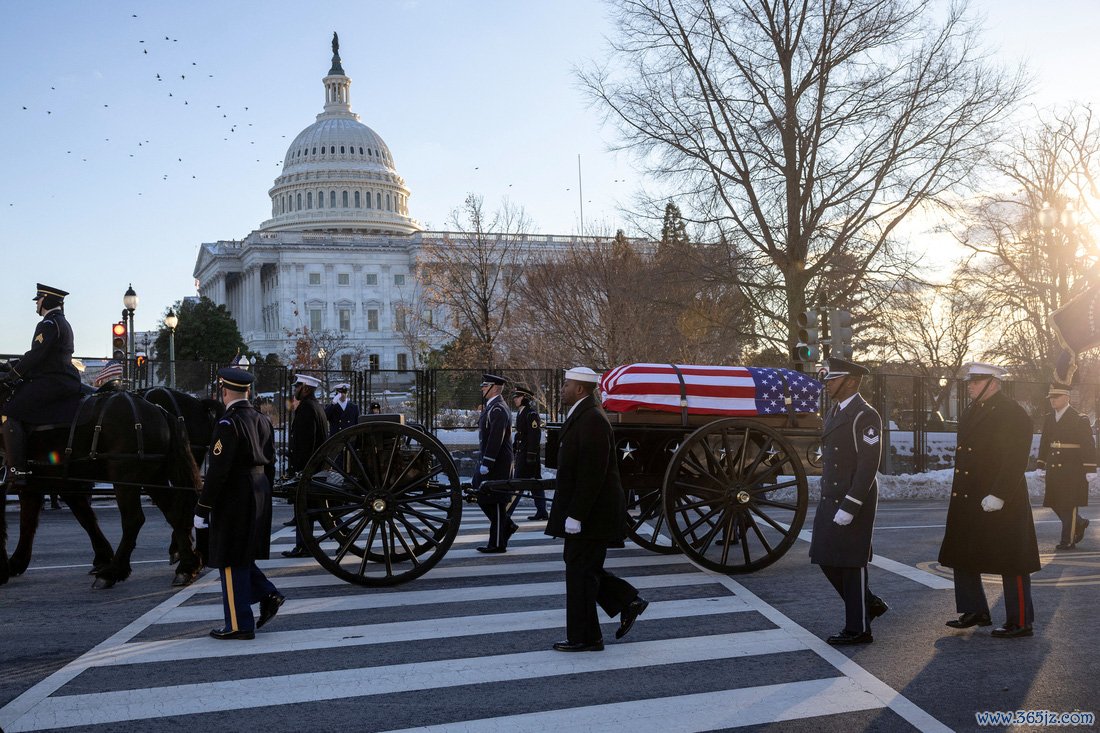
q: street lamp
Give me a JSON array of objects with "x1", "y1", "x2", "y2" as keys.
[
  {"x1": 122, "y1": 284, "x2": 138, "y2": 383},
  {"x1": 164, "y1": 308, "x2": 178, "y2": 389}
]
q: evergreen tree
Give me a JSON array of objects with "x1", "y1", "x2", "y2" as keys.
[{"x1": 153, "y1": 297, "x2": 247, "y2": 392}]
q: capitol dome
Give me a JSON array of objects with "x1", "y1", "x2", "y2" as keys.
[{"x1": 260, "y1": 36, "x2": 421, "y2": 235}]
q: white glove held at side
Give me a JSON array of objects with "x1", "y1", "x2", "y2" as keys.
[
  {"x1": 981, "y1": 495, "x2": 1004, "y2": 512},
  {"x1": 193, "y1": 514, "x2": 209, "y2": 529},
  {"x1": 565, "y1": 517, "x2": 582, "y2": 534},
  {"x1": 833, "y1": 509, "x2": 854, "y2": 526},
  {"x1": 478, "y1": 464, "x2": 489, "y2": 476}
]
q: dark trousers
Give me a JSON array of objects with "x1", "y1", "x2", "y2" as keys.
[
  {"x1": 1051, "y1": 505, "x2": 1086, "y2": 544},
  {"x1": 953, "y1": 569, "x2": 1034, "y2": 627},
  {"x1": 218, "y1": 563, "x2": 278, "y2": 633},
  {"x1": 529, "y1": 485, "x2": 547, "y2": 517},
  {"x1": 478, "y1": 495, "x2": 519, "y2": 549},
  {"x1": 820, "y1": 565, "x2": 872, "y2": 634},
  {"x1": 563, "y1": 536, "x2": 638, "y2": 644}
]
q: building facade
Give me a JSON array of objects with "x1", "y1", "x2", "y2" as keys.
[{"x1": 193, "y1": 38, "x2": 575, "y2": 369}]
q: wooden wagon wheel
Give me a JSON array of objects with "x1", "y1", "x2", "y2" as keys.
[
  {"x1": 661, "y1": 418, "x2": 808, "y2": 573},
  {"x1": 625, "y1": 483, "x2": 679, "y2": 554},
  {"x1": 294, "y1": 421, "x2": 462, "y2": 586}
]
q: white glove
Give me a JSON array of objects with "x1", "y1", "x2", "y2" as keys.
[
  {"x1": 833, "y1": 509, "x2": 854, "y2": 526},
  {"x1": 565, "y1": 517, "x2": 582, "y2": 534},
  {"x1": 478, "y1": 464, "x2": 489, "y2": 476},
  {"x1": 981, "y1": 495, "x2": 1004, "y2": 512},
  {"x1": 193, "y1": 514, "x2": 209, "y2": 529},
  {"x1": 1036, "y1": 469, "x2": 1046, "y2": 479}
]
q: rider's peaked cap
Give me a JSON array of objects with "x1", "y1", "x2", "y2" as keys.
[
  {"x1": 480, "y1": 373, "x2": 507, "y2": 387},
  {"x1": 33, "y1": 283, "x2": 68, "y2": 301},
  {"x1": 218, "y1": 367, "x2": 254, "y2": 390}
]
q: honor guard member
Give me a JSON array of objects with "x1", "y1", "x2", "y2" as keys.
[
  {"x1": 547, "y1": 367, "x2": 647, "y2": 651},
  {"x1": 512, "y1": 386, "x2": 546, "y2": 520},
  {"x1": 194, "y1": 367, "x2": 284, "y2": 640},
  {"x1": 474, "y1": 373, "x2": 515, "y2": 553},
  {"x1": 809, "y1": 357, "x2": 888, "y2": 645},
  {"x1": 1, "y1": 284, "x2": 82, "y2": 489},
  {"x1": 368, "y1": 401, "x2": 382, "y2": 415},
  {"x1": 324, "y1": 383, "x2": 360, "y2": 437},
  {"x1": 1037, "y1": 383, "x2": 1094, "y2": 550},
  {"x1": 283, "y1": 374, "x2": 328, "y2": 557},
  {"x1": 939, "y1": 363, "x2": 1040, "y2": 638}
]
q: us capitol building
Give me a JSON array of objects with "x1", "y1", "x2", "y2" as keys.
[{"x1": 193, "y1": 36, "x2": 574, "y2": 370}]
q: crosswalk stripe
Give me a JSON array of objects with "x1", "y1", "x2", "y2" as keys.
[
  {"x1": 83, "y1": 596, "x2": 751, "y2": 667},
  {"x1": 6, "y1": 630, "x2": 807, "y2": 731},
  {"x1": 378, "y1": 677, "x2": 885, "y2": 733},
  {"x1": 158, "y1": 572, "x2": 723, "y2": 624},
  {"x1": 189, "y1": 553, "x2": 694, "y2": 594},
  {"x1": 257, "y1": 540, "x2": 570, "y2": 569}
]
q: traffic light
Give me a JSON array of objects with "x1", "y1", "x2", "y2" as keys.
[
  {"x1": 796, "y1": 310, "x2": 822, "y2": 363},
  {"x1": 111, "y1": 322, "x2": 127, "y2": 361},
  {"x1": 829, "y1": 309, "x2": 854, "y2": 359}
]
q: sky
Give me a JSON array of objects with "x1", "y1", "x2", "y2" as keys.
[{"x1": 2, "y1": 0, "x2": 1099, "y2": 357}]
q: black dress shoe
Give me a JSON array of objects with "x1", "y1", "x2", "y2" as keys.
[
  {"x1": 476, "y1": 546, "x2": 506, "y2": 554},
  {"x1": 1074, "y1": 518, "x2": 1090, "y2": 544},
  {"x1": 209, "y1": 628, "x2": 255, "y2": 640},
  {"x1": 868, "y1": 596, "x2": 889, "y2": 620},
  {"x1": 527, "y1": 514, "x2": 548, "y2": 521},
  {"x1": 552, "y1": 640, "x2": 604, "y2": 652},
  {"x1": 506, "y1": 521, "x2": 519, "y2": 539},
  {"x1": 281, "y1": 546, "x2": 308, "y2": 558},
  {"x1": 945, "y1": 612, "x2": 992, "y2": 628},
  {"x1": 615, "y1": 597, "x2": 649, "y2": 639},
  {"x1": 282, "y1": 518, "x2": 296, "y2": 527},
  {"x1": 826, "y1": 630, "x2": 872, "y2": 645},
  {"x1": 1055, "y1": 542, "x2": 1077, "y2": 551},
  {"x1": 257, "y1": 592, "x2": 285, "y2": 629},
  {"x1": 991, "y1": 623, "x2": 1033, "y2": 638}
]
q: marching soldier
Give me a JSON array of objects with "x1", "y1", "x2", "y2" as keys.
[
  {"x1": 939, "y1": 363, "x2": 1040, "y2": 638},
  {"x1": 512, "y1": 386, "x2": 546, "y2": 520},
  {"x1": 1, "y1": 284, "x2": 82, "y2": 489},
  {"x1": 474, "y1": 373, "x2": 515, "y2": 553},
  {"x1": 282, "y1": 374, "x2": 328, "y2": 558},
  {"x1": 809, "y1": 357, "x2": 888, "y2": 645},
  {"x1": 194, "y1": 367, "x2": 284, "y2": 640},
  {"x1": 1038, "y1": 383, "x2": 1094, "y2": 550},
  {"x1": 547, "y1": 367, "x2": 647, "y2": 651}
]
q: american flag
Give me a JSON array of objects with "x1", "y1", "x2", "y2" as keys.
[
  {"x1": 600, "y1": 363, "x2": 821, "y2": 416},
  {"x1": 93, "y1": 361, "x2": 123, "y2": 387}
]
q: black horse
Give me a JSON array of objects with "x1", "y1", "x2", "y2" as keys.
[{"x1": 0, "y1": 384, "x2": 203, "y2": 588}]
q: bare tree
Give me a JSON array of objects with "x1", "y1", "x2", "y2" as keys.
[
  {"x1": 417, "y1": 194, "x2": 534, "y2": 369},
  {"x1": 580, "y1": 0, "x2": 1026, "y2": 355},
  {"x1": 285, "y1": 327, "x2": 359, "y2": 389},
  {"x1": 392, "y1": 278, "x2": 435, "y2": 368},
  {"x1": 953, "y1": 104, "x2": 1100, "y2": 377}
]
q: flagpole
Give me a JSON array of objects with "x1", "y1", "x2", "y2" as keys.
[{"x1": 577, "y1": 153, "x2": 584, "y2": 236}]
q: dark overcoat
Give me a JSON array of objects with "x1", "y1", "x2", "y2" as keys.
[
  {"x1": 197, "y1": 400, "x2": 275, "y2": 567},
  {"x1": 809, "y1": 394, "x2": 882, "y2": 567},
  {"x1": 472, "y1": 395, "x2": 513, "y2": 499},
  {"x1": 545, "y1": 396, "x2": 627, "y2": 546},
  {"x1": 938, "y1": 390, "x2": 1041, "y2": 575},
  {"x1": 289, "y1": 395, "x2": 328, "y2": 474},
  {"x1": 325, "y1": 399, "x2": 361, "y2": 437},
  {"x1": 1038, "y1": 406, "x2": 1095, "y2": 509},
  {"x1": 512, "y1": 401, "x2": 542, "y2": 479},
  {"x1": 2, "y1": 309, "x2": 81, "y2": 424}
]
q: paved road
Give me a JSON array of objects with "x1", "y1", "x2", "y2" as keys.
[{"x1": 0, "y1": 498, "x2": 1096, "y2": 732}]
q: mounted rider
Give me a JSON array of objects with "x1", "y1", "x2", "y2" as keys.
[{"x1": 1, "y1": 284, "x2": 82, "y2": 488}]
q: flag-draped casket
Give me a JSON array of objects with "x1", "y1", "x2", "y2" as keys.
[{"x1": 599, "y1": 364, "x2": 822, "y2": 416}]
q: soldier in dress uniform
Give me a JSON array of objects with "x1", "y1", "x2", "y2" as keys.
[
  {"x1": 939, "y1": 363, "x2": 1040, "y2": 638},
  {"x1": 282, "y1": 374, "x2": 328, "y2": 558},
  {"x1": 1037, "y1": 383, "x2": 1094, "y2": 550},
  {"x1": 546, "y1": 367, "x2": 647, "y2": 652},
  {"x1": 193, "y1": 367, "x2": 284, "y2": 640},
  {"x1": 324, "y1": 383, "x2": 360, "y2": 437},
  {"x1": 473, "y1": 373, "x2": 515, "y2": 553},
  {"x1": 1, "y1": 284, "x2": 82, "y2": 489},
  {"x1": 512, "y1": 386, "x2": 546, "y2": 520},
  {"x1": 808, "y1": 357, "x2": 888, "y2": 646},
  {"x1": 368, "y1": 401, "x2": 382, "y2": 415}
]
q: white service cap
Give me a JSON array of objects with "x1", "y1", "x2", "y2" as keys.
[
  {"x1": 294, "y1": 374, "x2": 322, "y2": 388},
  {"x1": 960, "y1": 362, "x2": 1009, "y2": 381},
  {"x1": 564, "y1": 366, "x2": 600, "y2": 384}
]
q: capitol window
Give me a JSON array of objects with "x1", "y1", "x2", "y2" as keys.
[
  {"x1": 397, "y1": 353, "x2": 408, "y2": 372},
  {"x1": 307, "y1": 192, "x2": 313, "y2": 209},
  {"x1": 367, "y1": 309, "x2": 379, "y2": 332},
  {"x1": 366, "y1": 191, "x2": 372, "y2": 209},
  {"x1": 369, "y1": 354, "x2": 380, "y2": 372},
  {"x1": 342, "y1": 190, "x2": 349, "y2": 207},
  {"x1": 330, "y1": 146, "x2": 335, "y2": 154},
  {"x1": 312, "y1": 147, "x2": 316, "y2": 154},
  {"x1": 330, "y1": 190, "x2": 336, "y2": 207},
  {"x1": 338, "y1": 308, "x2": 352, "y2": 332},
  {"x1": 365, "y1": 273, "x2": 378, "y2": 285},
  {"x1": 309, "y1": 309, "x2": 323, "y2": 332},
  {"x1": 376, "y1": 192, "x2": 382, "y2": 208},
  {"x1": 394, "y1": 274, "x2": 406, "y2": 286},
  {"x1": 337, "y1": 273, "x2": 350, "y2": 286},
  {"x1": 354, "y1": 191, "x2": 361, "y2": 208},
  {"x1": 340, "y1": 146, "x2": 345, "y2": 154},
  {"x1": 317, "y1": 190, "x2": 323, "y2": 209},
  {"x1": 308, "y1": 272, "x2": 321, "y2": 286},
  {"x1": 359, "y1": 147, "x2": 364, "y2": 155},
  {"x1": 297, "y1": 193, "x2": 302, "y2": 210}
]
